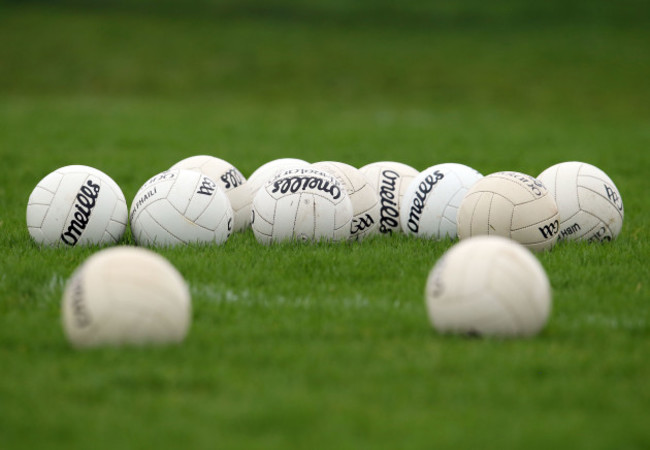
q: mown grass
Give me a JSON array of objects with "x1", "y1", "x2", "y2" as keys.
[{"x1": 0, "y1": 1, "x2": 649, "y2": 449}]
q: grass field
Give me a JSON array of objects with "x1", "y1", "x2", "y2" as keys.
[{"x1": 1, "y1": 1, "x2": 649, "y2": 448}]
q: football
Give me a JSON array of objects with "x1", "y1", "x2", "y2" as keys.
[
  {"x1": 171, "y1": 155, "x2": 252, "y2": 232},
  {"x1": 425, "y1": 236, "x2": 552, "y2": 338},
  {"x1": 537, "y1": 161, "x2": 624, "y2": 242},
  {"x1": 457, "y1": 171, "x2": 560, "y2": 252},
  {"x1": 400, "y1": 163, "x2": 483, "y2": 239},
  {"x1": 359, "y1": 161, "x2": 419, "y2": 235},
  {"x1": 26, "y1": 165, "x2": 128, "y2": 247},
  {"x1": 312, "y1": 161, "x2": 381, "y2": 241},
  {"x1": 251, "y1": 166, "x2": 353, "y2": 244},
  {"x1": 62, "y1": 246, "x2": 191, "y2": 348},
  {"x1": 130, "y1": 169, "x2": 233, "y2": 246}
]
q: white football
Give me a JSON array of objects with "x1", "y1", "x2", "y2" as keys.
[
  {"x1": 537, "y1": 161, "x2": 624, "y2": 242},
  {"x1": 359, "y1": 161, "x2": 419, "y2": 235},
  {"x1": 401, "y1": 163, "x2": 483, "y2": 239},
  {"x1": 130, "y1": 169, "x2": 233, "y2": 246},
  {"x1": 312, "y1": 161, "x2": 381, "y2": 241},
  {"x1": 425, "y1": 236, "x2": 552, "y2": 338},
  {"x1": 171, "y1": 155, "x2": 252, "y2": 232},
  {"x1": 26, "y1": 165, "x2": 128, "y2": 247},
  {"x1": 457, "y1": 171, "x2": 560, "y2": 252},
  {"x1": 251, "y1": 167, "x2": 353, "y2": 244},
  {"x1": 62, "y1": 246, "x2": 191, "y2": 348},
  {"x1": 247, "y1": 158, "x2": 310, "y2": 200}
]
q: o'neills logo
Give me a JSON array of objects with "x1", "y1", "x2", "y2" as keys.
[
  {"x1": 501, "y1": 171, "x2": 544, "y2": 197},
  {"x1": 60, "y1": 180, "x2": 101, "y2": 246},
  {"x1": 378, "y1": 169, "x2": 400, "y2": 234},
  {"x1": 220, "y1": 168, "x2": 245, "y2": 189},
  {"x1": 604, "y1": 183, "x2": 623, "y2": 212},
  {"x1": 406, "y1": 170, "x2": 444, "y2": 233},
  {"x1": 428, "y1": 256, "x2": 447, "y2": 298},
  {"x1": 69, "y1": 272, "x2": 91, "y2": 328},
  {"x1": 272, "y1": 176, "x2": 342, "y2": 200}
]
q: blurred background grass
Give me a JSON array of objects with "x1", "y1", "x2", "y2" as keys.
[{"x1": 1, "y1": 0, "x2": 648, "y2": 110}]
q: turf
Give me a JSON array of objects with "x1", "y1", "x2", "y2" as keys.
[{"x1": 1, "y1": 1, "x2": 649, "y2": 449}]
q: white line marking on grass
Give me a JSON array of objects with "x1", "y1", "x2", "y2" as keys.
[
  {"x1": 190, "y1": 284, "x2": 415, "y2": 311},
  {"x1": 583, "y1": 314, "x2": 647, "y2": 331},
  {"x1": 556, "y1": 313, "x2": 648, "y2": 331},
  {"x1": 32, "y1": 274, "x2": 66, "y2": 307}
]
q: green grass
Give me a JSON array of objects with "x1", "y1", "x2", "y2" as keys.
[{"x1": 1, "y1": 1, "x2": 649, "y2": 449}]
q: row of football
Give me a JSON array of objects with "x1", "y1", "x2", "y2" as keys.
[
  {"x1": 27, "y1": 156, "x2": 624, "y2": 251},
  {"x1": 60, "y1": 235, "x2": 549, "y2": 348}
]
